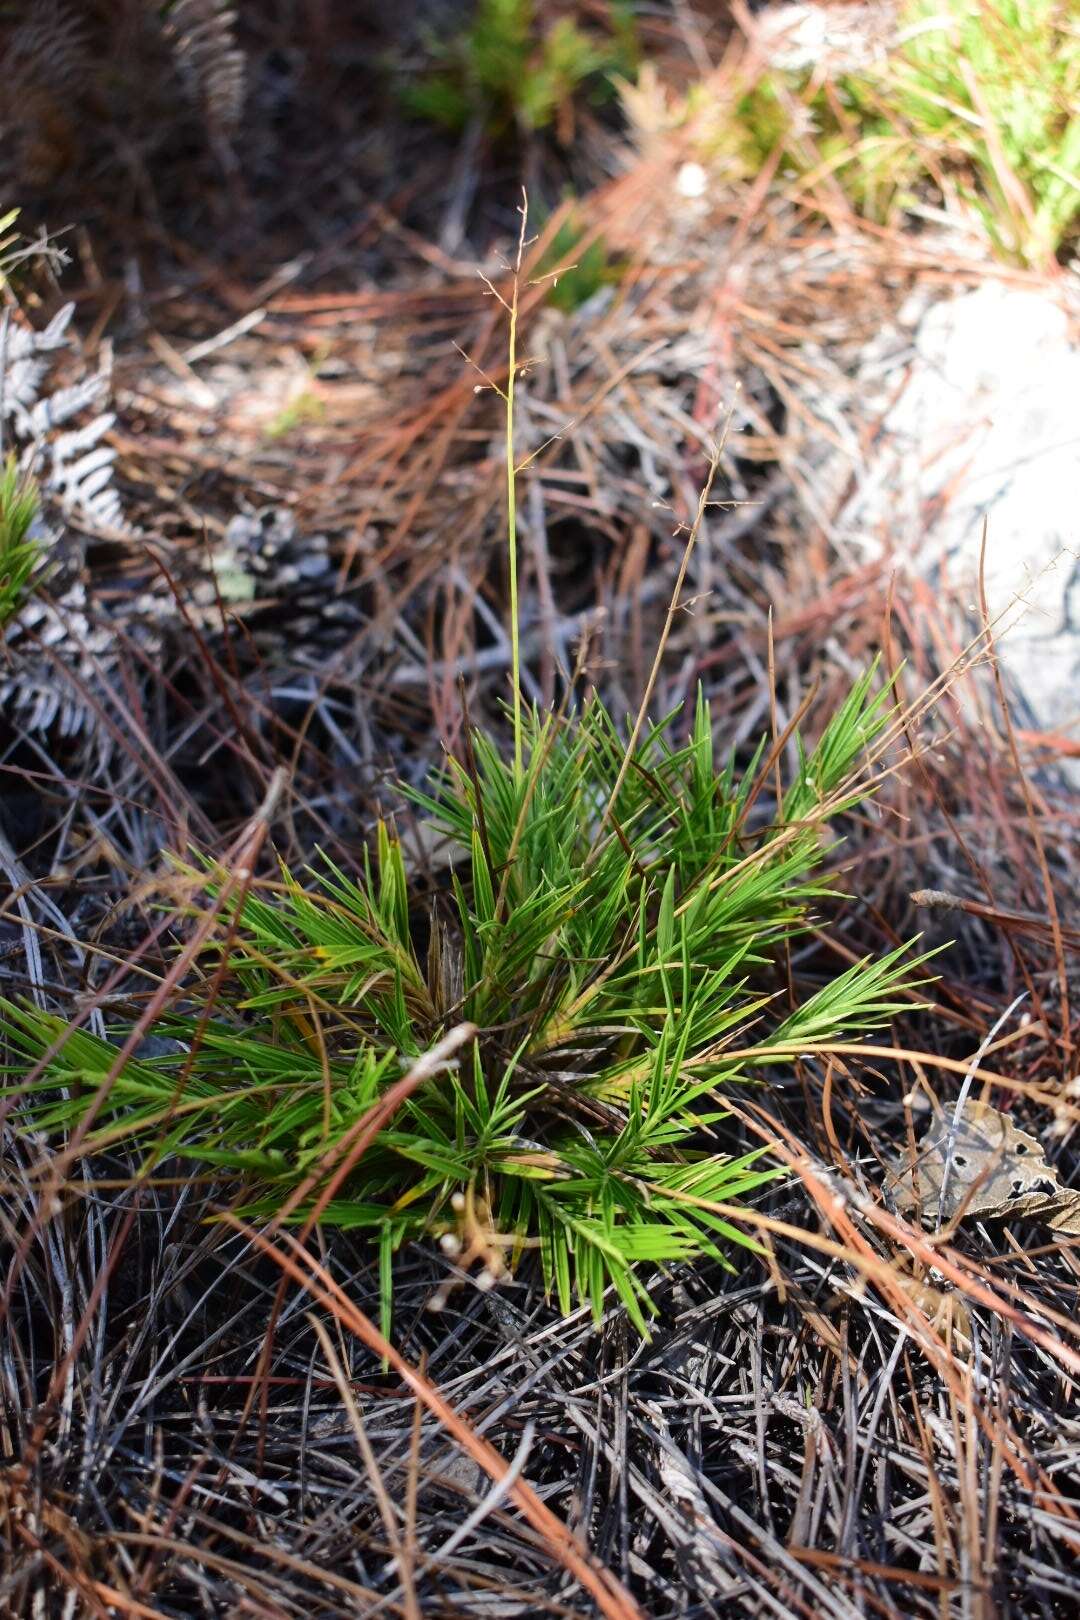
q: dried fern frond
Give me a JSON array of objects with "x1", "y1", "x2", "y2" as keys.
[
  {"x1": 160, "y1": 0, "x2": 246, "y2": 146},
  {"x1": 2, "y1": 581, "x2": 120, "y2": 737},
  {"x1": 1, "y1": 303, "x2": 122, "y2": 532},
  {"x1": 1, "y1": 1, "x2": 87, "y2": 90},
  {"x1": 0, "y1": 286, "x2": 352, "y2": 745},
  {"x1": 0, "y1": 288, "x2": 133, "y2": 741},
  {"x1": 2, "y1": 499, "x2": 351, "y2": 746}
]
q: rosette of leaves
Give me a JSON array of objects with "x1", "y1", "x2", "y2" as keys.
[{"x1": 1, "y1": 667, "x2": 927, "y2": 1333}]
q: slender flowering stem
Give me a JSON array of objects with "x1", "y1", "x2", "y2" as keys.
[{"x1": 506, "y1": 197, "x2": 527, "y2": 782}]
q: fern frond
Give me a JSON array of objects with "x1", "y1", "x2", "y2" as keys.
[
  {"x1": 2, "y1": 3, "x2": 87, "y2": 91},
  {"x1": 161, "y1": 0, "x2": 246, "y2": 144}
]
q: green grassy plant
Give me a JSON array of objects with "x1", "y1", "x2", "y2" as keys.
[
  {"x1": 881, "y1": 0, "x2": 1080, "y2": 265},
  {"x1": 680, "y1": 1, "x2": 1078, "y2": 267},
  {"x1": 0, "y1": 457, "x2": 44, "y2": 628},
  {"x1": 0, "y1": 206, "x2": 931, "y2": 1337},
  {"x1": 402, "y1": 0, "x2": 639, "y2": 140},
  {"x1": 1, "y1": 679, "x2": 925, "y2": 1333}
]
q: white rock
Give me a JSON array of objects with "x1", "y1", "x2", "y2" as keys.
[
  {"x1": 753, "y1": 2, "x2": 899, "y2": 74},
  {"x1": 836, "y1": 279, "x2": 1080, "y2": 743}
]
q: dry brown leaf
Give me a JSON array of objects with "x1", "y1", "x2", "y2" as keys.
[{"x1": 890, "y1": 1099, "x2": 1080, "y2": 1234}]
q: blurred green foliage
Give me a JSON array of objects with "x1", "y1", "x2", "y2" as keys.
[
  {"x1": 402, "y1": 0, "x2": 639, "y2": 138},
  {"x1": 537, "y1": 211, "x2": 626, "y2": 311},
  {"x1": 880, "y1": 0, "x2": 1080, "y2": 265},
  {"x1": 726, "y1": 0, "x2": 1080, "y2": 267}
]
